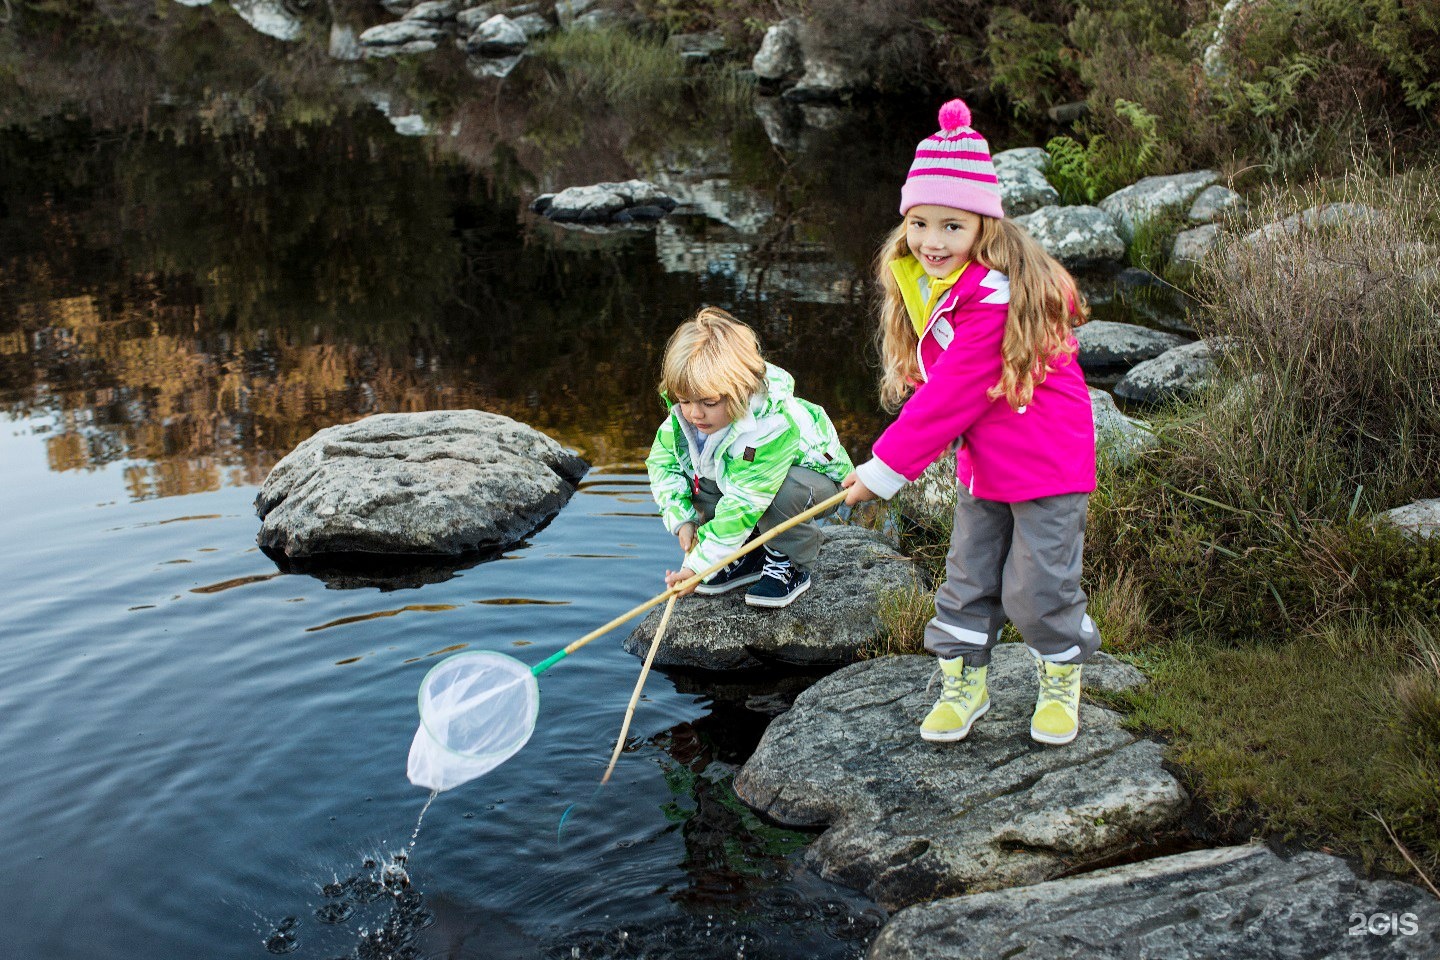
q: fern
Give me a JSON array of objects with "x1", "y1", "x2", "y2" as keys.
[{"x1": 1045, "y1": 98, "x2": 1164, "y2": 204}]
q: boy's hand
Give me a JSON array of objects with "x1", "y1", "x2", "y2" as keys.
[
  {"x1": 665, "y1": 567, "x2": 699, "y2": 596},
  {"x1": 677, "y1": 522, "x2": 697, "y2": 553},
  {"x1": 842, "y1": 471, "x2": 877, "y2": 506}
]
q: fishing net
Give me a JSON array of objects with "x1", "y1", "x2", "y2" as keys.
[{"x1": 407, "y1": 651, "x2": 540, "y2": 792}]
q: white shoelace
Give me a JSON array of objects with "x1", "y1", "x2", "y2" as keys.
[
  {"x1": 927, "y1": 668, "x2": 977, "y2": 705},
  {"x1": 761, "y1": 553, "x2": 791, "y2": 581},
  {"x1": 1037, "y1": 668, "x2": 1076, "y2": 704}
]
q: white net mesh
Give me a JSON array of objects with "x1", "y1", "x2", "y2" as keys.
[{"x1": 407, "y1": 651, "x2": 540, "y2": 792}]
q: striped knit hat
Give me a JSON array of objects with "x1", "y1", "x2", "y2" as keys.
[{"x1": 899, "y1": 98, "x2": 1004, "y2": 219}]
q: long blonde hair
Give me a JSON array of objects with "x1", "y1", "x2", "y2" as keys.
[
  {"x1": 874, "y1": 217, "x2": 1088, "y2": 412},
  {"x1": 660, "y1": 306, "x2": 767, "y2": 422}
]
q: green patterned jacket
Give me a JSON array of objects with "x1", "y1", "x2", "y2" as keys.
[{"x1": 646, "y1": 363, "x2": 853, "y2": 579}]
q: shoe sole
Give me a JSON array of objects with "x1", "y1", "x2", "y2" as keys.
[
  {"x1": 921, "y1": 699, "x2": 989, "y2": 742},
  {"x1": 1030, "y1": 724, "x2": 1078, "y2": 745},
  {"x1": 744, "y1": 577, "x2": 811, "y2": 608},
  {"x1": 693, "y1": 572, "x2": 764, "y2": 596}
]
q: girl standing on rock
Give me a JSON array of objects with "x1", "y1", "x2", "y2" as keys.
[
  {"x1": 648, "y1": 306, "x2": 853, "y2": 608},
  {"x1": 843, "y1": 99, "x2": 1100, "y2": 746}
]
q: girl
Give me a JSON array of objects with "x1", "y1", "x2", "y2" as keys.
[
  {"x1": 648, "y1": 307, "x2": 852, "y2": 608},
  {"x1": 842, "y1": 99, "x2": 1100, "y2": 746}
]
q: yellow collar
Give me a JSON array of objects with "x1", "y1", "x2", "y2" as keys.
[{"x1": 890, "y1": 256, "x2": 969, "y2": 336}]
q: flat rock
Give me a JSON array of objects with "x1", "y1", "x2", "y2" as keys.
[
  {"x1": 1241, "y1": 202, "x2": 1387, "y2": 246},
  {"x1": 734, "y1": 646, "x2": 1186, "y2": 910},
  {"x1": 1113, "y1": 338, "x2": 1224, "y2": 404},
  {"x1": 534, "y1": 179, "x2": 676, "y2": 224},
  {"x1": 1100, "y1": 170, "x2": 1219, "y2": 242},
  {"x1": 359, "y1": 20, "x2": 447, "y2": 47},
  {"x1": 1077, "y1": 319, "x2": 1188, "y2": 370},
  {"x1": 254, "y1": 411, "x2": 587, "y2": 559},
  {"x1": 1380, "y1": 499, "x2": 1440, "y2": 540},
  {"x1": 1013, "y1": 204, "x2": 1126, "y2": 267},
  {"x1": 1188, "y1": 184, "x2": 1243, "y2": 223},
  {"x1": 870, "y1": 843, "x2": 1440, "y2": 959},
  {"x1": 622, "y1": 526, "x2": 924, "y2": 670}
]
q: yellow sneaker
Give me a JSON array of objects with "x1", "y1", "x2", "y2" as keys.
[
  {"x1": 1031, "y1": 660, "x2": 1082, "y2": 745},
  {"x1": 920, "y1": 658, "x2": 989, "y2": 742}
]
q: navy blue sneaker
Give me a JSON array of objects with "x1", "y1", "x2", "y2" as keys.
[
  {"x1": 744, "y1": 547, "x2": 811, "y2": 608},
  {"x1": 694, "y1": 546, "x2": 766, "y2": 595}
]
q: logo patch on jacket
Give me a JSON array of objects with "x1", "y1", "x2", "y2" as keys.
[{"x1": 742, "y1": 447, "x2": 756, "y2": 462}]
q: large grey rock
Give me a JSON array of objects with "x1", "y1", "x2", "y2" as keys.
[
  {"x1": 1241, "y1": 202, "x2": 1387, "y2": 246},
  {"x1": 891, "y1": 454, "x2": 957, "y2": 522},
  {"x1": 1091, "y1": 387, "x2": 1158, "y2": 466},
  {"x1": 402, "y1": 0, "x2": 459, "y2": 22},
  {"x1": 553, "y1": 0, "x2": 596, "y2": 28},
  {"x1": 1380, "y1": 499, "x2": 1440, "y2": 540},
  {"x1": 1171, "y1": 222, "x2": 1220, "y2": 278},
  {"x1": 622, "y1": 526, "x2": 924, "y2": 670},
  {"x1": 359, "y1": 20, "x2": 447, "y2": 47},
  {"x1": 735, "y1": 647, "x2": 1184, "y2": 910},
  {"x1": 254, "y1": 411, "x2": 587, "y2": 559},
  {"x1": 870, "y1": 843, "x2": 1440, "y2": 959},
  {"x1": 992, "y1": 146, "x2": 1050, "y2": 172},
  {"x1": 230, "y1": 0, "x2": 303, "y2": 40},
  {"x1": 465, "y1": 14, "x2": 527, "y2": 54},
  {"x1": 1077, "y1": 319, "x2": 1188, "y2": 370},
  {"x1": 455, "y1": 3, "x2": 499, "y2": 31},
  {"x1": 783, "y1": 56, "x2": 865, "y2": 102},
  {"x1": 1013, "y1": 204, "x2": 1126, "y2": 267},
  {"x1": 1114, "y1": 338, "x2": 1224, "y2": 404},
  {"x1": 536, "y1": 180, "x2": 675, "y2": 224},
  {"x1": 997, "y1": 162, "x2": 1059, "y2": 217},
  {"x1": 753, "y1": 19, "x2": 804, "y2": 82},
  {"x1": 1100, "y1": 170, "x2": 1220, "y2": 242},
  {"x1": 1188, "y1": 183, "x2": 1243, "y2": 223}
]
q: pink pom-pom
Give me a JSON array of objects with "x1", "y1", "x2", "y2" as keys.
[{"x1": 937, "y1": 98, "x2": 971, "y2": 131}]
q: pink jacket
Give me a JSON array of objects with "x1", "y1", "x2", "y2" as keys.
[{"x1": 855, "y1": 260, "x2": 1096, "y2": 503}]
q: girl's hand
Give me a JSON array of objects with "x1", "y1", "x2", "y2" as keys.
[
  {"x1": 842, "y1": 471, "x2": 877, "y2": 506},
  {"x1": 665, "y1": 567, "x2": 699, "y2": 596},
  {"x1": 677, "y1": 522, "x2": 697, "y2": 553}
]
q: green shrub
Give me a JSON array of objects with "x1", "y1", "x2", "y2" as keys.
[{"x1": 984, "y1": 7, "x2": 1080, "y2": 118}]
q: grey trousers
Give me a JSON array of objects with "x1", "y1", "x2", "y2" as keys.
[
  {"x1": 692, "y1": 467, "x2": 840, "y2": 567},
  {"x1": 924, "y1": 485, "x2": 1101, "y2": 667}
]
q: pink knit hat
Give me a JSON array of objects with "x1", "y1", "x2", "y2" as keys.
[{"x1": 899, "y1": 98, "x2": 1004, "y2": 219}]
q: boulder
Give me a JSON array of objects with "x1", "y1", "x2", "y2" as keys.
[
  {"x1": 1091, "y1": 387, "x2": 1158, "y2": 466},
  {"x1": 734, "y1": 646, "x2": 1185, "y2": 910},
  {"x1": 254, "y1": 411, "x2": 587, "y2": 559},
  {"x1": 230, "y1": 0, "x2": 303, "y2": 40},
  {"x1": 622, "y1": 526, "x2": 924, "y2": 670},
  {"x1": 465, "y1": 14, "x2": 527, "y2": 55},
  {"x1": 870, "y1": 843, "x2": 1440, "y2": 959},
  {"x1": 1113, "y1": 338, "x2": 1224, "y2": 404},
  {"x1": 752, "y1": 20, "x2": 804, "y2": 83},
  {"x1": 1240, "y1": 202, "x2": 1387, "y2": 246},
  {"x1": 359, "y1": 20, "x2": 447, "y2": 48},
  {"x1": 891, "y1": 454, "x2": 957, "y2": 522},
  {"x1": 401, "y1": 0, "x2": 459, "y2": 22},
  {"x1": 1188, "y1": 184, "x2": 1243, "y2": 223},
  {"x1": 553, "y1": 0, "x2": 597, "y2": 28},
  {"x1": 455, "y1": 4, "x2": 499, "y2": 32},
  {"x1": 1076, "y1": 319, "x2": 1187, "y2": 370},
  {"x1": 1013, "y1": 204, "x2": 1126, "y2": 268},
  {"x1": 1380, "y1": 499, "x2": 1440, "y2": 540},
  {"x1": 535, "y1": 180, "x2": 676, "y2": 224},
  {"x1": 1171, "y1": 222, "x2": 1220, "y2": 278},
  {"x1": 782, "y1": 56, "x2": 864, "y2": 102},
  {"x1": 510, "y1": 11, "x2": 552, "y2": 38},
  {"x1": 1099, "y1": 170, "x2": 1219, "y2": 242},
  {"x1": 997, "y1": 163, "x2": 1059, "y2": 217},
  {"x1": 992, "y1": 146, "x2": 1050, "y2": 172}
]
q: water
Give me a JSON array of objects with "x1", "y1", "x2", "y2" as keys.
[{"x1": 0, "y1": 12, "x2": 1189, "y2": 957}]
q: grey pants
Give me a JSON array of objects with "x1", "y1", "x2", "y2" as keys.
[
  {"x1": 925, "y1": 485, "x2": 1101, "y2": 667},
  {"x1": 693, "y1": 467, "x2": 839, "y2": 567}
]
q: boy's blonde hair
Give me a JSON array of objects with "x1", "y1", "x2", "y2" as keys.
[
  {"x1": 874, "y1": 216, "x2": 1089, "y2": 413},
  {"x1": 660, "y1": 306, "x2": 767, "y2": 422}
]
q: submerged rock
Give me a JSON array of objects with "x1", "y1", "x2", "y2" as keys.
[
  {"x1": 254, "y1": 411, "x2": 587, "y2": 559},
  {"x1": 734, "y1": 646, "x2": 1184, "y2": 911},
  {"x1": 533, "y1": 180, "x2": 677, "y2": 225},
  {"x1": 622, "y1": 526, "x2": 924, "y2": 670},
  {"x1": 870, "y1": 843, "x2": 1440, "y2": 959}
]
